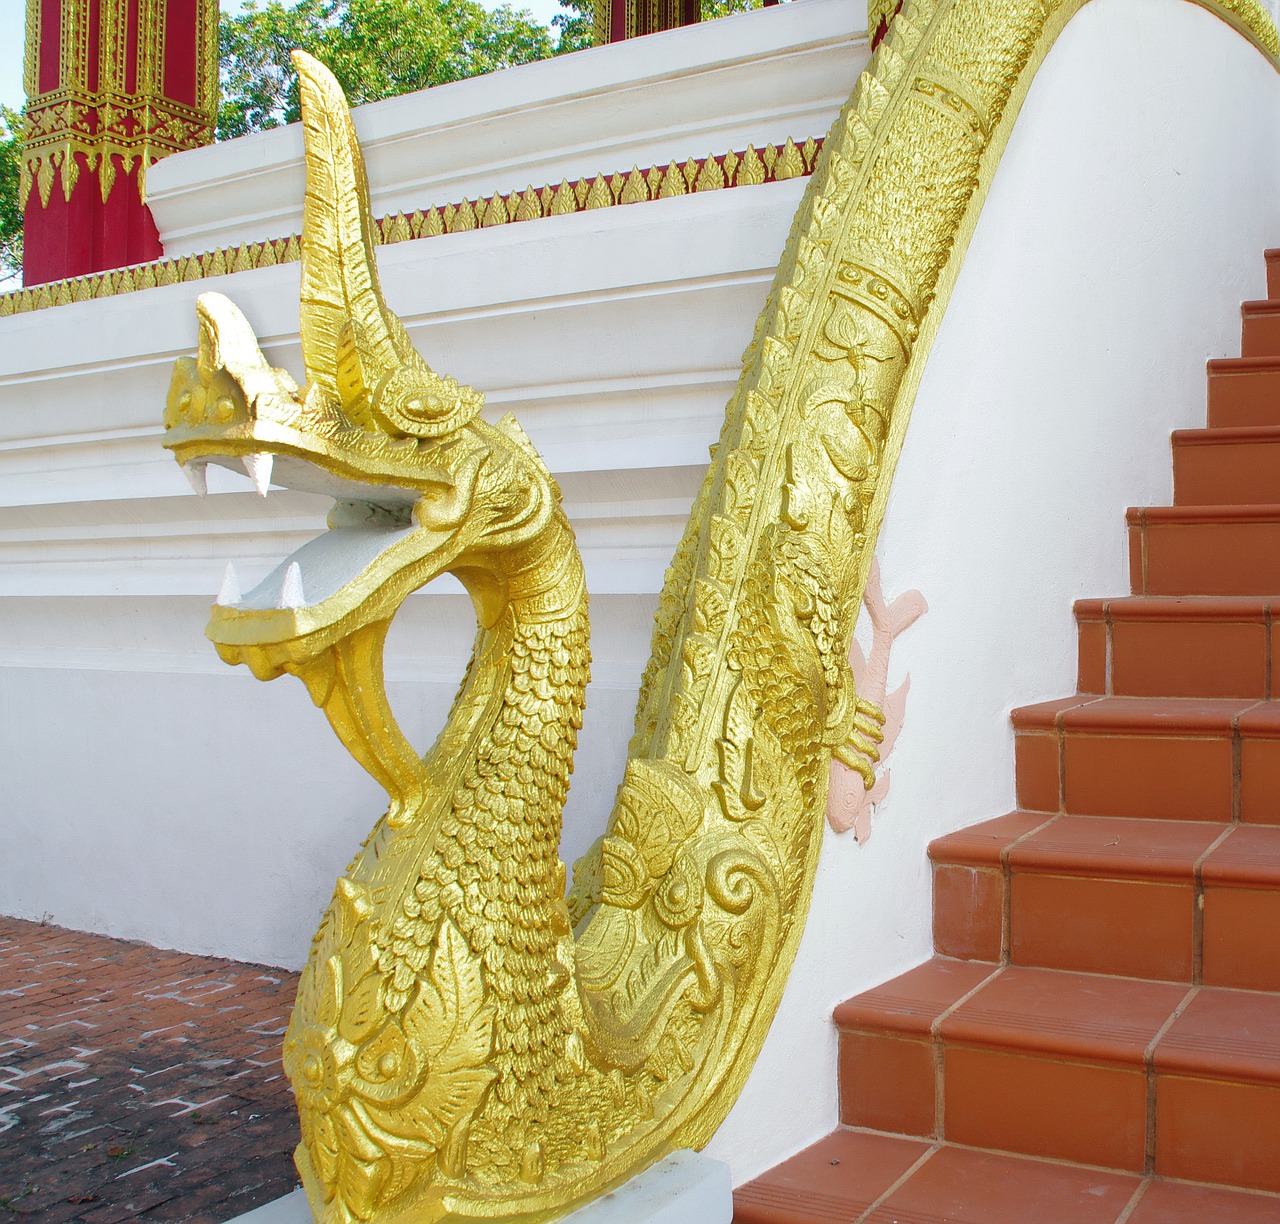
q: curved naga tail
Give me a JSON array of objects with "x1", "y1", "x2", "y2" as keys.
[{"x1": 162, "y1": 2, "x2": 1278, "y2": 1221}]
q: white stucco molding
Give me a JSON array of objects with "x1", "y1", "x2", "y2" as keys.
[
  {"x1": 0, "y1": 182, "x2": 806, "y2": 600},
  {"x1": 145, "y1": 0, "x2": 868, "y2": 255}
]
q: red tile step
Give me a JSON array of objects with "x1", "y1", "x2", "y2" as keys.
[
  {"x1": 1127, "y1": 504, "x2": 1280, "y2": 596},
  {"x1": 1200, "y1": 824, "x2": 1280, "y2": 991},
  {"x1": 733, "y1": 1130, "x2": 1280, "y2": 1224},
  {"x1": 1153, "y1": 986, "x2": 1280, "y2": 1190},
  {"x1": 1009, "y1": 695, "x2": 1280, "y2": 823},
  {"x1": 832, "y1": 961, "x2": 1280, "y2": 1188},
  {"x1": 1173, "y1": 425, "x2": 1280, "y2": 505},
  {"x1": 1074, "y1": 596, "x2": 1272, "y2": 700},
  {"x1": 930, "y1": 812, "x2": 1234, "y2": 982},
  {"x1": 1207, "y1": 357, "x2": 1280, "y2": 429},
  {"x1": 1243, "y1": 298, "x2": 1280, "y2": 358},
  {"x1": 931, "y1": 814, "x2": 1280, "y2": 989},
  {"x1": 928, "y1": 811, "x2": 1049, "y2": 963}
]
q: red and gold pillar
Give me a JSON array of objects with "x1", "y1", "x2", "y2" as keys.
[
  {"x1": 21, "y1": 0, "x2": 218, "y2": 285},
  {"x1": 595, "y1": 0, "x2": 702, "y2": 46}
]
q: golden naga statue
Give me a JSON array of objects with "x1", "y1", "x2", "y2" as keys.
[{"x1": 162, "y1": 2, "x2": 1276, "y2": 1220}]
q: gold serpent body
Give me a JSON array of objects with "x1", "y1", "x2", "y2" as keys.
[{"x1": 162, "y1": 2, "x2": 1278, "y2": 1220}]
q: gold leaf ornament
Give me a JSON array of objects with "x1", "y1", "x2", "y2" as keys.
[
  {"x1": 163, "y1": 11, "x2": 1280, "y2": 1219},
  {"x1": 286, "y1": 909, "x2": 495, "y2": 1219}
]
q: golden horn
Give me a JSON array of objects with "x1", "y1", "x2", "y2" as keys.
[{"x1": 293, "y1": 51, "x2": 481, "y2": 437}]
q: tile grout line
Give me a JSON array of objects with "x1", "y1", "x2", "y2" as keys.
[
  {"x1": 1055, "y1": 705, "x2": 1069, "y2": 815},
  {"x1": 1139, "y1": 511, "x2": 1149, "y2": 596},
  {"x1": 1104, "y1": 597, "x2": 1115, "y2": 697},
  {"x1": 1113, "y1": 1177, "x2": 1153, "y2": 1224},
  {"x1": 1229, "y1": 700, "x2": 1267, "y2": 825},
  {"x1": 1265, "y1": 600, "x2": 1273, "y2": 700},
  {"x1": 998, "y1": 813, "x2": 1060, "y2": 965},
  {"x1": 928, "y1": 962, "x2": 1006, "y2": 1140},
  {"x1": 851, "y1": 1140, "x2": 941, "y2": 1224},
  {"x1": 1142, "y1": 983, "x2": 1200, "y2": 1177},
  {"x1": 1191, "y1": 824, "x2": 1237, "y2": 986}
]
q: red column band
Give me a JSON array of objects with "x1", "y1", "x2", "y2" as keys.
[{"x1": 21, "y1": 0, "x2": 217, "y2": 286}]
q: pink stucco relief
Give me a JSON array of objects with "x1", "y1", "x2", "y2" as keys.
[{"x1": 826, "y1": 557, "x2": 927, "y2": 842}]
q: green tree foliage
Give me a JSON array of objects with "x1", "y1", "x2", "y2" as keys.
[
  {"x1": 218, "y1": 0, "x2": 561, "y2": 139},
  {"x1": 701, "y1": 0, "x2": 765, "y2": 17},
  {"x1": 550, "y1": 0, "x2": 591, "y2": 53},
  {"x1": 0, "y1": 107, "x2": 23, "y2": 278}
]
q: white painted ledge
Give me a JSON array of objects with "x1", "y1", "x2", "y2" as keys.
[
  {"x1": 145, "y1": 0, "x2": 869, "y2": 254},
  {"x1": 0, "y1": 181, "x2": 806, "y2": 602},
  {"x1": 224, "y1": 1152, "x2": 732, "y2": 1224}
]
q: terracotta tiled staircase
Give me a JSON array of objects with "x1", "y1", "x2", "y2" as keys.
[{"x1": 733, "y1": 250, "x2": 1280, "y2": 1224}]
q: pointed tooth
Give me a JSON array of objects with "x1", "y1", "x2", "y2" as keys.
[
  {"x1": 182, "y1": 463, "x2": 207, "y2": 497},
  {"x1": 216, "y1": 563, "x2": 242, "y2": 607},
  {"x1": 243, "y1": 452, "x2": 273, "y2": 496},
  {"x1": 279, "y1": 561, "x2": 305, "y2": 610}
]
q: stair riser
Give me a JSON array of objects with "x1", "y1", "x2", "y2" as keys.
[
  {"x1": 1016, "y1": 729, "x2": 1237, "y2": 821},
  {"x1": 945, "y1": 1047, "x2": 1149, "y2": 1172},
  {"x1": 934, "y1": 864, "x2": 1207, "y2": 982},
  {"x1": 840, "y1": 1030, "x2": 1156, "y2": 1173},
  {"x1": 1017, "y1": 729, "x2": 1280, "y2": 823},
  {"x1": 1076, "y1": 616, "x2": 1270, "y2": 699},
  {"x1": 932, "y1": 864, "x2": 1003, "y2": 962},
  {"x1": 839, "y1": 1031, "x2": 936, "y2": 1137},
  {"x1": 1010, "y1": 874, "x2": 1196, "y2": 981},
  {"x1": 1203, "y1": 888, "x2": 1280, "y2": 990},
  {"x1": 838, "y1": 1028, "x2": 1280, "y2": 1189},
  {"x1": 1173, "y1": 438, "x2": 1280, "y2": 506},
  {"x1": 1060, "y1": 732, "x2": 1232, "y2": 821},
  {"x1": 1130, "y1": 520, "x2": 1280, "y2": 596},
  {"x1": 1242, "y1": 309, "x2": 1280, "y2": 358},
  {"x1": 1156, "y1": 1077, "x2": 1280, "y2": 1193},
  {"x1": 1077, "y1": 617, "x2": 1106, "y2": 693},
  {"x1": 1207, "y1": 366, "x2": 1280, "y2": 428}
]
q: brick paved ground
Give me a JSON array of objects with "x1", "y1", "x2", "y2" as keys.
[{"x1": 0, "y1": 916, "x2": 302, "y2": 1222}]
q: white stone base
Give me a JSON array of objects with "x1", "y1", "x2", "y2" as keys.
[
  {"x1": 225, "y1": 1151, "x2": 732, "y2": 1224},
  {"x1": 224, "y1": 1189, "x2": 308, "y2": 1224},
  {"x1": 563, "y1": 1151, "x2": 732, "y2": 1223}
]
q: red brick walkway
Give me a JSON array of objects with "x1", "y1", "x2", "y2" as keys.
[{"x1": 0, "y1": 916, "x2": 302, "y2": 1222}]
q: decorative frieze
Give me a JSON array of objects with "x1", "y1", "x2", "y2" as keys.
[{"x1": 0, "y1": 137, "x2": 822, "y2": 316}]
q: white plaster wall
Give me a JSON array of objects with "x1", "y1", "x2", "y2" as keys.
[
  {"x1": 1, "y1": 0, "x2": 1279, "y2": 1193},
  {"x1": 705, "y1": 0, "x2": 1280, "y2": 1182}
]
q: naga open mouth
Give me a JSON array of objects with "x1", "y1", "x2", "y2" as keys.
[{"x1": 162, "y1": 293, "x2": 473, "y2": 674}]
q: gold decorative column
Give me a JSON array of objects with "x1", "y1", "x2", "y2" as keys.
[
  {"x1": 594, "y1": 0, "x2": 700, "y2": 46},
  {"x1": 21, "y1": 0, "x2": 218, "y2": 284}
]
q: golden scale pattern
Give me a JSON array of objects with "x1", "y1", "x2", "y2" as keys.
[
  {"x1": 157, "y1": 2, "x2": 1277, "y2": 1223},
  {"x1": 0, "y1": 139, "x2": 821, "y2": 317}
]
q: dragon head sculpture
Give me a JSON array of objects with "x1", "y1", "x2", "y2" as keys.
[
  {"x1": 163, "y1": 53, "x2": 568, "y2": 694},
  {"x1": 159, "y1": 37, "x2": 902, "y2": 1224}
]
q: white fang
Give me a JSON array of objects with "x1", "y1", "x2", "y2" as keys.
[
  {"x1": 182, "y1": 463, "x2": 208, "y2": 497},
  {"x1": 279, "y1": 562, "x2": 305, "y2": 609},
  {"x1": 243, "y1": 452, "x2": 273, "y2": 496},
  {"x1": 217, "y1": 563, "x2": 242, "y2": 607}
]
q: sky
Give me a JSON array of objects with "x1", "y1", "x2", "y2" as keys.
[{"x1": 0, "y1": 0, "x2": 566, "y2": 113}]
